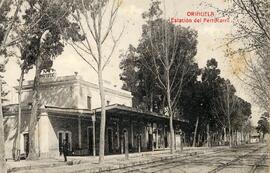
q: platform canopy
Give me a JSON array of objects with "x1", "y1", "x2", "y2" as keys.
[{"x1": 3, "y1": 104, "x2": 188, "y2": 123}]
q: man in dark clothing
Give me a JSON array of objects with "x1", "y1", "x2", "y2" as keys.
[
  {"x1": 63, "y1": 139, "x2": 69, "y2": 162},
  {"x1": 59, "y1": 142, "x2": 63, "y2": 156}
]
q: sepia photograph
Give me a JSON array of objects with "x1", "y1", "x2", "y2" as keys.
[{"x1": 0, "y1": 0, "x2": 269, "y2": 172}]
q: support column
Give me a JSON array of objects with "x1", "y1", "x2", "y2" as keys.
[
  {"x1": 174, "y1": 130, "x2": 176, "y2": 150},
  {"x1": 78, "y1": 117, "x2": 82, "y2": 149},
  {"x1": 138, "y1": 134, "x2": 141, "y2": 153},
  {"x1": 117, "y1": 120, "x2": 120, "y2": 150},
  {"x1": 180, "y1": 130, "x2": 183, "y2": 151},
  {"x1": 156, "y1": 127, "x2": 159, "y2": 149},
  {"x1": 207, "y1": 124, "x2": 210, "y2": 147},
  {"x1": 235, "y1": 130, "x2": 238, "y2": 145},
  {"x1": 124, "y1": 131, "x2": 129, "y2": 160},
  {"x1": 151, "y1": 122, "x2": 154, "y2": 151},
  {"x1": 38, "y1": 115, "x2": 47, "y2": 156},
  {"x1": 183, "y1": 133, "x2": 186, "y2": 147},
  {"x1": 224, "y1": 127, "x2": 227, "y2": 143},
  {"x1": 163, "y1": 125, "x2": 166, "y2": 149},
  {"x1": 120, "y1": 118, "x2": 123, "y2": 154},
  {"x1": 168, "y1": 132, "x2": 171, "y2": 148},
  {"x1": 121, "y1": 136, "x2": 124, "y2": 154},
  {"x1": 131, "y1": 121, "x2": 134, "y2": 148},
  {"x1": 92, "y1": 115, "x2": 96, "y2": 156},
  {"x1": 145, "y1": 124, "x2": 148, "y2": 148}
]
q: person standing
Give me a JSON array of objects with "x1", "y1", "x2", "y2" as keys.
[{"x1": 63, "y1": 139, "x2": 68, "y2": 162}]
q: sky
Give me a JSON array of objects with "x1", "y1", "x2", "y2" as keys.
[{"x1": 4, "y1": 0, "x2": 262, "y2": 125}]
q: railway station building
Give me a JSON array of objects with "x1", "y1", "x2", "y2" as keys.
[{"x1": 3, "y1": 73, "x2": 185, "y2": 158}]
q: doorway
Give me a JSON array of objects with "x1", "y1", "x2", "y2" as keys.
[
  {"x1": 148, "y1": 134, "x2": 153, "y2": 150},
  {"x1": 58, "y1": 131, "x2": 72, "y2": 154},
  {"x1": 108, "y1": 128, "x2": 113, "y2": 153},
  {"x1": 164, "y1": 135, "x2": 168, "y2": 148},
  {"x1": 23, "y1": 133, "x2": 29, "y2": 157},
  {"x1": 87, "y1": 127, "x2": 93, "y2": 155}
]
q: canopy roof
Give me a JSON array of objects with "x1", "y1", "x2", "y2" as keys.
[{"x1": 3, "y1": 104, "x2": 188, "y2": 123}]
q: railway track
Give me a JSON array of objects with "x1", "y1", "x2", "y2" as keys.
[
  {"x1": 103, "y1": 147, "x2": 227, "y2": 173},
  {"x1": 249, "y1": 153, "x2": 268, "y2": 173},
  {"x1": 104, "y1": 144, "x2": 269, "y2": 173},
  {"x1": 207, "y1": 144, "x2": 268, "y2": 173}
]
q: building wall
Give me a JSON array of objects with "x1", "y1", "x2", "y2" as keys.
[
  {"x1": 77, "y1": 84, "x2": 132, "y2": 109},
  {"x1": 19, "y1": 75, "x2": 132, "y2": 109},
  {"x1": 48, "y1": 116, "x2": 79, "y2": 155},
  {"x1": 21, "y1": 84, "x2": 77, "y2": 108},
  {"x1": 3, "y1": 111, "x2": 97, "y2": 158},
  {"x1": 3, "y1": 112, "x2": 38, "y2": 159},
  {"x1": 4, "y1": 110, "x2": 172, "y2": 159},
  {"x1": 4, "y1": 116, "x2": 18, "y2": 159},
  {"x1": 45, "y1": 114, "x2": 99, "y2": 157}
]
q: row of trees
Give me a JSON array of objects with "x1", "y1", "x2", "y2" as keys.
[
  {"x1": 256, "y1": 112, "x2": 270, "y2": 140},
  {"x1": 219, "y1": 0, "x2": 270, "y2": 142},
  {"x1": 0, "y1": 0, "x2": 267, "y2": 172},
  {"x1": 121, "y1": 0, "x2": 198, "y2": 153},
  {"x1": 120, "y1": 1, "x2": 252, "y2": 150},
  {"x1": 0, "y1": 0, "x2": 123, "y2": 172},
  {"x1": 220, "y1": 0, "x2": 269, "y2": 113}
]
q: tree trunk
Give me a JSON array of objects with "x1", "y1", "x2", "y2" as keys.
[
  {"x1": 192, "y1": 117, "x2": 199, "y2": 147},
  {"x1": 138, "y1": 135, "x2": 141, "y2": 153},
  {"x1": 27, "y1": 55, "x2": 42, "y2": 160},
  {"x1": 223, "y1": 127, "x2": 227, "y2": 144},
  {"x1": 0, "y1": 0, "x2": 21, "y2": 52},
  {"x1": 207, "y1": 124, "x2": 210, "y2": 147},
  {"x1": 0, "y1": 0, "x2": 5, "y2": 10},
  {"x1": 149, "y1": 92, "x2": 153, "y2": 112},
  {"x1": 180, "y1": 131, "x2": 183, "y2": 151},
  {"x1": 124, "y1": 131, "x2": 129, "y2": 160},
  {"x1": 226, "y1": 82, "x2": 232, "y2": 148},
  {"x1": 262, "y1": 133, "x2": 265, "y2": 142},
  {"x1": 14, "y1": 69, "x2": 24, "y2": 161},
  {"x1": 235, "y1": 130, "x2": 238, "y2": 145},
  {"x1": 197, "y1": 134, "x2": 201, "y2": 146},
  {"x1": 0, "y1": 79, "x2": 7, "y2": 173},
  {"x1": 98, "y1": 68, "x2": 106, "y2": 163},
  {"x1": 169, "y1": 114, "x2": 175, "y2": 154},
  {"x1": 165, "y1": 69, "x2": 175, "y2": 154},
  {"x1": 228, "y1": 123, "x2": 232, "y2": 148},
  {"x1": 240, "y1": 127, "x2": 243, "y2": 144}
]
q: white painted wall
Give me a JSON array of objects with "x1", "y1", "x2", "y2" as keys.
[{"x1": 18, "y1": 75, "x2": 132, "y2": 109}]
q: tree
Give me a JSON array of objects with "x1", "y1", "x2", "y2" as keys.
[
  {"x1": 176, "y1": 64, "x2": 201, "y2": 146},
  {"x1": 220, "y1": 0, "x2": 270, "y2": 112},
  {"x1": 0, "y1": 0, "x2": 23, "y2": 171},
  {"x1": 212, "y1": 79, "x2": 238, "y2": 147},
  {"x1": 120, "y1": 1, "x2": 198, "y2": 152},
  {"x1": 137, "y1": 2, "x2": 198, "y2": 153},
  {"x1": 13, "y1": 56, "x2": 33, "y2": 160},
  {"x1": 231, "y1": 98, "x2": 251, "y2": 132},
  {"x1": 0, "y1": 0, "x2": 22, "y2": 53},
  {"x1": 17, "y1": 0, "x2": 75, "y2": 159},
  {"x1": 200, "y1": 59, "x2": 225, "y2": 146},
  {"x1": 0, "y1": 77, "x2": 6, "y2": 173},
  {"x1": 68, "y1": 0, "x2": 124, "y2": 163},
  {"x1": 120, "y1": 45, "x2": 163, "y2": 113},
  {"x1": 256, "y1": 112, "x2": 270, "y2": 140}
]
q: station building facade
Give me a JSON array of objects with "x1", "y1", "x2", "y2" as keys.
[{"x1": 3, "y1": 73, "x2": 184, "y2": 158}]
